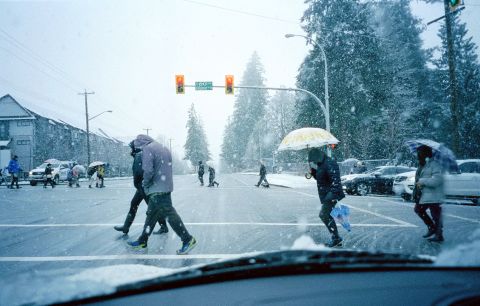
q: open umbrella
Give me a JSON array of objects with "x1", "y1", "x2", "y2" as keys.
[
  {"x1": 277, "y1": 128, "x2": 339, "y2": 151},
  {"x1": 405, "y1": 139, "x2": 459, "y2": 173},
  {"x1": 89, "y1": 161, "x2": 105, "y2": 168}
]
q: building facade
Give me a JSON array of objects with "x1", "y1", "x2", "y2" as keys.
[{"x1": 0, "y1": 94, "x2": 130, "y2": 175}]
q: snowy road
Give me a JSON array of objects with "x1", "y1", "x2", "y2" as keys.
[{"x1": 1, "y1": 174, "x2": 479, "y2": 279}]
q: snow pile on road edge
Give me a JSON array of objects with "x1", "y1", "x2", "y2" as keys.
[
  {"x1": 291, "y1": 235, "x2": 330, "y2": 251},
  {"x1": 435, "y1": 229, "x2": 480, "y2": 267}
]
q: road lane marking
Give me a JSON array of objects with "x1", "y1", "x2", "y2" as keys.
[
  {"x1": 363, "y1": 196, "x2": 480, "y2": 224},
  {"x1": 287, "y1": 190, "x2": 417, "y2": 227},
  {"x1": 0, "y1": 222, "x2": 413, "y2": 228},
  {"x1": 0, "y1": 254, "x2": 241, "y2": 262}
]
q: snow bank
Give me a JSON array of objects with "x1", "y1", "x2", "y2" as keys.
[
  {"x1": 291, "y1": 235, "x2": 330, "y2": 251},
  {"x1": 241, "y1": 173, "x2": 316, "y2": 189},
  {"x1": 1, "y1": 264, "x2": 175, "y2": 306},
  {"x1": 435, "y1": 229, "x2": 480, "y2": 267}
]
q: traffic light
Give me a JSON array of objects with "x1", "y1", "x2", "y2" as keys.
[
  {"x1": 225, "y1": 75, "x2": 234, "y2": 95},
  {"x1": 176, "y1": 75, "x2": 185, "y2": 94},
  {"x1": 449, "y1": 0, "x2": 463, "y2": 11}
]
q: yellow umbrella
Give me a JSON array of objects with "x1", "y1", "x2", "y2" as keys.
[{"x1": 277, "y1": 127, "x2": 339, "y2": 151}]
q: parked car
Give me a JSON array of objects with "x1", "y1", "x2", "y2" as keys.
[
  {"x1": 28, "y1": 159, "x2": 73, "y2": 186},
  {"x1": 394, "y1": 160, "x2": 480, "y2": 205},
  {"x1": 343, "y1": 166, "x2": 415, "y2": 196},
  {"x1": 393, "y1": 171, "x2": 416, "y2": 201},
  {"x1": 444, "y1": 159, "x2": 480, "y2": 205}
]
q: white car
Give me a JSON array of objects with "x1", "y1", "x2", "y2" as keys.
[
  {"x1": 393, "y1": 160, "x2": 480, "y2": 205},
  {"x1": 444, "y1": 159, "x2": 480, "y2": 205},
  {"x1": 393, "y1": 170, "x2": 416, "y2": 200},
  {"x1": 28, "y1": 160, "x2": 72, "y2": 186}
]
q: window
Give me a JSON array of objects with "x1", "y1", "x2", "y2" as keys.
[
  {"x1": 459, "y1": 162, "x2": 479, "y2": 174},
  {"x1": 17, "y1": 121, "x2": 31, "y2": 127},
  {"x1": 17, "y1": 140, "x2": 31, "y2": 145}
]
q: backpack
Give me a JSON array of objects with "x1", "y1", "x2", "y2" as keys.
[{"x1": 87, "y1": 167, "x2": 95, "y2": 176}]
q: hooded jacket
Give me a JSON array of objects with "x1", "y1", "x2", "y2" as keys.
[
  {"x1": 134, "y1": 134, "x2": 173, "y2": 195},
  {"x1": 416, "y1": 159, "x2": 444, "y2": 204}
]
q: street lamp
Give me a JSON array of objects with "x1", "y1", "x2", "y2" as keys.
[{"x1": 285, "y1": 33, "x2": 330, "y2": 132}]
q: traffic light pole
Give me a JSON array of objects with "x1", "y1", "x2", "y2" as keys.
[{"x1": 184, "y1": 84, "x2": 330, "y2": 132}]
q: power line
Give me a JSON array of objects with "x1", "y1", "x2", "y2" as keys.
[
  {"x1": 180, "y1": 0, "x2": 299, "y2": 24},
  {"x1": 0, "y1": 28, "x2": 87, "y2": 89},
  {"x1": 0, "y1": 45, "x2": 79, "y2": 92}
]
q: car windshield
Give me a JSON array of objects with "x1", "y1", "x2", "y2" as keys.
[{"x1": 1, "y1": 1, "x2": 479, "y2": 305}]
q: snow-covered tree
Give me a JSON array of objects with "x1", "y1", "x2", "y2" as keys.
[
  {"x1": 221, "y1": 51, "x2": 268, "y2": 168},
  {"x1": 430, "y1": 14, "x2": 480, "y2": 158},
  {"x1": 184, "y1": 103, "x2": 210, "y2": 167}
]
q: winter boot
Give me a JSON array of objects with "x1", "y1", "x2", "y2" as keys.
[
  {"x1": 422, "y1": 227, "x2": 436, "y2": 238},
  {"x1": 326, "y1": 236, "x2": 343, "y2": 247},
  {"x1": 115, "y1": 214, "x2": 135, "y2": 234}
]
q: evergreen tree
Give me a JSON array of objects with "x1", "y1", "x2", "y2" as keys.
[
  {"x1": 184, "y1": 103, "x2": 210, "y2": 166},
  {"x1": 221, "y1": 51, "x2": 268, "y2": 168},
  {"x1": 296, "y1": 0, "x2": 386, "y2": 160},
  {"x1": 431, "y1": 14, "x2": 480, "y2": 158}
]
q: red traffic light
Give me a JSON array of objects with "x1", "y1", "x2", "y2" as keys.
[
  {"x1": 225, "y1": 75, "x2": 234, "y2": 95},
  {"x1": 176, "y1": 75, "x2": 185, "y2": 94}
]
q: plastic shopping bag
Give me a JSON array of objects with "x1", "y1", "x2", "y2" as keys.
[{"x1": 330, "y1": 203, "x2": 351, "y2": 232}]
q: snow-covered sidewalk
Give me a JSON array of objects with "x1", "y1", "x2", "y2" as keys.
[{"x1": 241, "y1": 172, "x2": 316, "y2": 189}]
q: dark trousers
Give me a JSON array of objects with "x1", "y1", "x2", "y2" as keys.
[
  {"x1": 139, "y1": 193, "x2": 191, "y2": 244},
  {"x1": 198, "y1": 174, "x2": 204, "y2": 185},
  {"x1": 208, "y1": 175, "x2": 218, "y2": 187},
  {"x1": 10, "y1": 174, "x2": 19, "y2": 188},
  {"x1": 257, "y1": 175, "x2": 269, "y2": 186},
  {"x1": 414, "y1": 203, "x2": 443, "y2": 235},
  {"x1": 122, "y1": 188, "x2": 167, "y2": 231},
  {"x1": 44, "y1": 177, "x2": 54, "y2": 188},
  {"x1": 319, "y1": 201, "x2": 339, "y2": 238}
]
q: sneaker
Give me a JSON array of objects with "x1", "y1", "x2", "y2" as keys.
[
  {"x1": 422, "y1": 227, "x2": 436, "y2": 238},
  {"x1": 153, "y1": 226, "x2": 169, "y2": 235},
  {"x1": 177, "y1": 237, "x2": 197, "y2": 255},
  {"x1": 128, "y1": 240, "x2": 147, "y2": 249},
  {"x1": 326, "y1": 237, "x2": 343, "y2": 248},
  {"x1": 114, "y1": 225, "x2": 128, "y2": 234}
]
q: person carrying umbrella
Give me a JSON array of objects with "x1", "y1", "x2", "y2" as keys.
[
  {"x1": 308, "y1": 147, "x2": 345, "y2": 247},
  {"x1": 409, "y1": 142, "x2": 446, "y2": 242}
]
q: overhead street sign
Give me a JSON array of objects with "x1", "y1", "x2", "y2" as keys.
[{"x1": 195, "y1": 81, "x2": 213, "y2": 90}]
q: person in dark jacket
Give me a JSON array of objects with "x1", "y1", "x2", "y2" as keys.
[
  {"x1": 198, "y1": 161, "x2": 205, "y2": 186},
  {"x1": 207, "y1": 165, "x2": 219, "y2": 187},
  {"x1": 308, "y1": 147, "x2": 345, "y2": 247},
  {"x1": 413, "y1": 145, "x2": 445, "y2": 242},
  {"x1": 7, "y1": 155, "x2": 22, "y2": 189},
  {"x1": 128, "y1": 134, "x2": 196, "y2": 255},
  {"x1": 255, "y1": 160, "x2": 269, "y2": 187},
  {"x1": 43, "y1": 163, "x2": 55, "y2": 188},
  {"x1": 114, "y1": 141, "x2": 168, "y2": 235}
]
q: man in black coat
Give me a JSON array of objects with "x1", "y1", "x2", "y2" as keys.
[
  {"x1": 114, "y1": 141, "x2": 168, "y2": 235},
  {"x1": 198, "y1": 161, "x2": 205, "y2": 186},
  {"x1": 256, "y1": 160, "x2": 269, "y2": 187},
  {"x1": 308, "y1": 147, "x2": 345, "y2": 247}
]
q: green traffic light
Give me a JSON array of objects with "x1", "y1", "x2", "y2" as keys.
[{"x1": 449, "y1": 0, "x2": 461, "y2": 6}]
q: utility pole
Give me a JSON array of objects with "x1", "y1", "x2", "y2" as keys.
[
  {"x1": 168, "y1": 138, "x2": 173, "y2": 153},
  {"x1": 444, "y1": 0, "x2": 461, "y2": 155},
  {"x1": 78, "y1": 89, "x2": 95, "y2": 166},
  {"x1": 143, "y1": 128, "x2": 151, "y2": 136}
]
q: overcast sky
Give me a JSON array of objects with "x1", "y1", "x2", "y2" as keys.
[{"x1": 1, "y1": 0, "x2": 479, "y2": 165}]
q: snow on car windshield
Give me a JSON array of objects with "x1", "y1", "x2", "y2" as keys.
[{"x1": 0, "y1": 0, "x2": 479, "y2": 305}]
